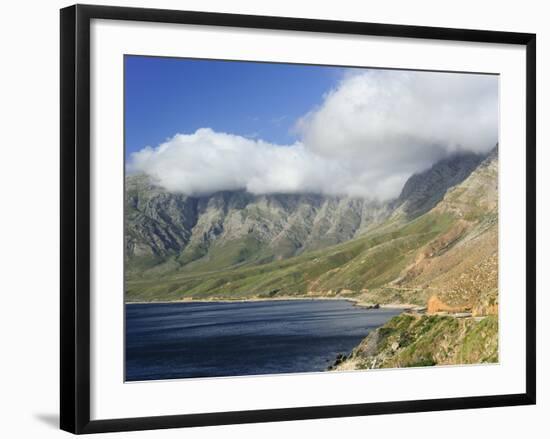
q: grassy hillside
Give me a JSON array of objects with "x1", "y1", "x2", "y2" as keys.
[
  {"x1": 333, "y1": 313, "x2": 498, "y2": 370},
  {"x1": 125, "y1": 210, "x2": 456, "y2": 302},
  {"x1": 126, "y1": 200, "x2": 496, "y2": 310}
]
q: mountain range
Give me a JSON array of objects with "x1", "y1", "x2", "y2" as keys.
[{"x1": 125, "y1": 145, "x2": 498, "y2": 317}]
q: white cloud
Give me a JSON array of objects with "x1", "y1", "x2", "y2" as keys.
[
  {"x1": 128, "y1": 70, "x2": 498, "y2": 200},
  {"x1": 128, "y1": 128, "x2": 342, "y2": 196}
]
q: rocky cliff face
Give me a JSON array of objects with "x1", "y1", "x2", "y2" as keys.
[
  {"x1": 392, "y1": 152, "x2": 486, "y2": 219},
  {"x1": 126, "y1": 178, "x2": 391, "y2": 274},
  {"x1": 125, "y1": 149, "x2": 490, "y2": 276}
]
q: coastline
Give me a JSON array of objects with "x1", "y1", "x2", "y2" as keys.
[
  {"x1": 124, "y1": 295, "x2": 422, "y2": 311},
  {"x1": 125, "y1": 295, "x2": 432, "y2": 374}
]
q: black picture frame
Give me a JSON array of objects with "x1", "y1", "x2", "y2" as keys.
[{"x1": 60, "y1": 4, "x2": 536, "y2": 434}]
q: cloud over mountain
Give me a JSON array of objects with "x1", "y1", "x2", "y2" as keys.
[{"x1": 128, "y1": 69, "x2": 498, "y2": 200}]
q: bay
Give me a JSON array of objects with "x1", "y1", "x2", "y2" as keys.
[{"x1": 125, "y1": 300, "x2": 401, "y2": 381}]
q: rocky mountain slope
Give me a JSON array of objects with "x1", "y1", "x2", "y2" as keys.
[
  {"x1": 391, "y1": 152, "x2": 485, "y2": 219},
  {"x1": 390, "y1": 147, "x2": 498, "y2": 314},
  {"x1": 125, "y1": 150, "x2": 487, "y2": 280},
  {"x1": 126, "y1": 176, "x2": 390, "y2": 276}
]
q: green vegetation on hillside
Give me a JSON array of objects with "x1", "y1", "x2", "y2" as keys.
[
  {"x1": 125, "y1": 211, "x2": 456, "y2": 302},
  {"x1": 334, "y1": 313, "x2": 498, "y2": 370}
]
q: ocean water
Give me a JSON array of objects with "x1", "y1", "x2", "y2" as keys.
[{"x1": 125, "y1": 300, "x2": 401, "y2": 381}]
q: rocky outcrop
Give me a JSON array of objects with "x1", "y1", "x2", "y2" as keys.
[{"x1": 333, "y1": 313, "x2": 499, "y2": 371}]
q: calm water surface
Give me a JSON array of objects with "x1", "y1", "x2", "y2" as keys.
[{"x1": 125, "y1": 300, "x2": 400, "y2": 381}]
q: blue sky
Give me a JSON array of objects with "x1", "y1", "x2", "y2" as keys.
[
  {"x1": 124, "y1": 56, "x2": 345, "y2": 160},
  {"x1": 126, "y1": 57, "x2": 497, "y2": 200}
]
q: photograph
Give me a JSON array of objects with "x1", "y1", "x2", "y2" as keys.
[
  {"x1": 124, "y1": 56, "x2": 500, "y2": 382},
  {"x1": 0, "y1": 0, "x2": 542, "y2": 436}
]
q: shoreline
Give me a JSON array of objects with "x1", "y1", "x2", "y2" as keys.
[
  {"x1": 125, "y1": 295, "x2": 422, "y2": 311},
  {"x1": 125, "y1": 296, "x2": 429, "y2": 375}
]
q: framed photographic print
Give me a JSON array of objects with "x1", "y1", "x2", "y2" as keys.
[{"x1": 60, "y1": 4, "x2": 536, "y2": 434}]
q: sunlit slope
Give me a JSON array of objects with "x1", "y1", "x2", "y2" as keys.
[
  {"x1": 391, "y1": 146, "x2": 498, "y2": 314},
  {"x1": 125, "y1": 210, "x2": 454, "y2": 301},
  {"x1": 333, "y1": 314, "x2": 498, "y2": 370}
]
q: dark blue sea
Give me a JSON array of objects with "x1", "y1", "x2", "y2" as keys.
[{"x1": 125, "y1": 300, "x2": 400, "y2": 381}]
